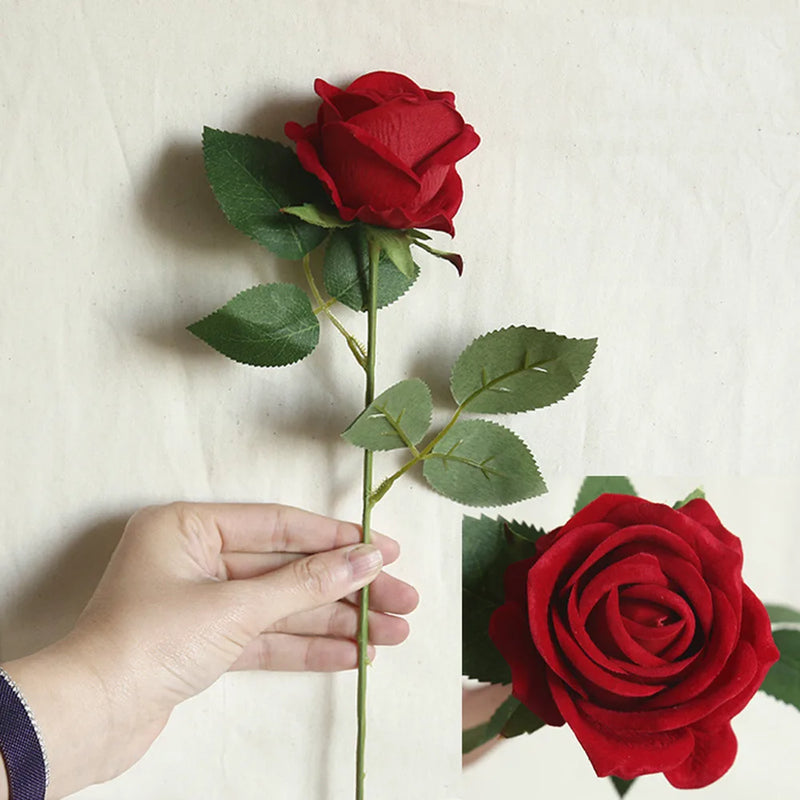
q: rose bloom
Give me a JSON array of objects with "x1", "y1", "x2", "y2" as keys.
[
  {"x1": 489, "y1": 494, "x2": 779, "y2": 788},
  {"x1": 285, "y1": 71, "x2": 479, "y2": 235}
]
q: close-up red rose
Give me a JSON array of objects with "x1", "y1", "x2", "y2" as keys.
[
  {"x1": 489, "y1": 494, "x2": 779, "y2": 789},
  {"x1": 285, "y1": 71, "x2": 480, "y2": 235}
]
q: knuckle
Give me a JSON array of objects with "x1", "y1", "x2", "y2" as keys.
[
  {"x1": 127, "y1": 501, "x2": 205, "y2": 539},
  {"x1": 303, "y1": 638, "x2": 314, "y2": 670},
  {"x1": 270, "y1": 504, "x2": 292, "y2": 552},
  {"x1": 294, "y1": 555, "x2": 337, "y2": 599},
  {"x1": 168, "y1": 502, "x2": 206, "y2": 533},
  {"x1": 329, "y1": 603, "x2": 352, "y2": 637},
  {"x1": 270, "y1": 614, "x2": 289, "y2": 634},
  {"x1": 255, "y1": 636, "x2": 273, "y2": 670}
]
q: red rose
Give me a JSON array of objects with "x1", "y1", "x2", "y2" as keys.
[
  {"x1": 285, "y1": 71, "x2": 479, "y2": 235},
  {"x1": 489, "y1": 494, "x2": 779, "y2": 788}
]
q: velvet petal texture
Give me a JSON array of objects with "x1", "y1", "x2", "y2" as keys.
[
  {"x1": 489, "y1": 495, "x2": 780, "y2": 789},
  {"x1": 286, "y1": 71, "x2": 479, "y2": 235}
]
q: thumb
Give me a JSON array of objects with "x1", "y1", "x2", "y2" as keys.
[{"x1": 234, "y1": 543, "x2": 383, "y2": 631}]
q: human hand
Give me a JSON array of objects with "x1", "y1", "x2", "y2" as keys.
[
  {"x1": 2, "y1": 503, "x2": 417, "y2": 799},
  {"x1": 462, "y1": 683, "x2": 513, "y2": 767}
]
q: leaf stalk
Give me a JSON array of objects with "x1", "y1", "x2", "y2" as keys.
[{"x1": 302, "y1": 254, "x2": 367, "y2": 369}]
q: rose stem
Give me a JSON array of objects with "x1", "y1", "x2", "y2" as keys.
[{"x1": 356, "y1": 235, "x2": 380, "y2": 800}]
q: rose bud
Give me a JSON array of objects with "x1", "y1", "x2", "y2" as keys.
[{"x1": 286, "y1": 71, "x2": 480, "y2": 235}]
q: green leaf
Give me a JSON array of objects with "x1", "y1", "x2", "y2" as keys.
[
  {"x1": 673, "y1": 487, "x2": 706, "y2": 509},
  {"x1": 760, "y1": 629, "x2": 800, "y2": 712},
  {"x1": 610, "y1": 776, "x2": 637, "y2": 798},
  {"x1": 766, "y1": 605, "x2": 800, "y2": 626},
  {"x1": 365, "y1": 227, "x2": 416, "y2": 279},
  {"x1": 187, "y1": 284, "x2": 319, "y2": 367},
  {"x1": 281, "y1": 203, "x2": 352, "y2": 229},
  {"x1": 323, "y1": 227, "x2": 419, "y2": 311},
  {"x1": 450, "y1": 326, "x2": 597, "y2": 414},
  {"x1": 503, "y1": 518, "x2": 548, "y2": 547},
  {"x1": 463, "y1": 586, "x2": 512, "y2": 684},
  {"x1": 462, "y1": 516, "x2": 542, "y2": 607},
  {"x1": 462, "y1": 695, "x2": 521, "y2": 754},
  {"x1": 202, "y1": 127, "x2": 328, "y2": 259},
  {"x1": 423, "y1": 420, "x2": 545, "y2": 507},
  {"x1": 342, "y1": 379, "x2": 432, "y2": 451},
  {"x1": 462, "y1": 515, "x2": 541, "y2": 684},
  {"x1": 573, "y1": 476, "x2": 638, "y2": 514},
  {"x1": 500, "y1": 702, "x2": 546, "y2": 738}
]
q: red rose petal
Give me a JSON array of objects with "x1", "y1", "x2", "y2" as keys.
[
  {"x1": 564, "y1": 525, "x2": 702, "y2": 595},
  {"x1": 552, "y1": 679, "x2": 695, "y2": 780},
  {"x1": 410, "y1": 168, "x2": 464, "y2": 234},
  {"x1": 603, "y1": 498, "x2": 686, "y2": 531},
  {"x1": 695, "y1": 586, "x2": 779, "y2": 729},
  {"x1": 552, "y1": 599, "x2": 667, "y2": 699},
  {"x1": 422, "y1": 87, "x2": 457, "y2": 106},
  {"x1": 650, "y1": 585, "x2": 740, "y2": 708},
  {"x1": 552, "y1": 494, "x2": 640, "y2": 543},
  {"x1": 575, "y1": 552, "x2": 667, "y2": 621},
  {"x1": 566, "y1": 586, "x2": 631, "y2": 676},
  {"x1": 581, "y1": 630, "x2": 758, "y2": 732},
  {"x1": 640, "y1": 550, "x2": 712, "y2": 638},
  {"x1": 603, "y1": 500, "x2": 744, "y2": 604},
  {"x1": 528, "y1": 522, "x2": 620, "y2": 674},
  {"x1": 410, "y1": 162, "x2": 451, "y2": 211},
  {"x1": 290, "y1": 137, "x2": 345, "y2": 210},
  {"x1": 313, "y1": 78, "x2": 378, "y2": 124},
  {"x1": 678, "y1": 499, "x2": 742, "y2": 558},
  {"x1": 621, "y1": 613, "x2": 691, "y2": 658},
  {"x1": 565, "y1": 585, "x2": 696, "y2": 682},
  {"x1": 284, "y1": 120, "x2": 317, "y2": 143},
  {"x1": 415, "y1": 123, "x2": 481, "y2": 172},
  {"x1": 345, "y1": 70, "x2": 429, "y2": 100},
  {"x1": 489, "y1": 601, "x2": 564, "y2": 726},
  {"x1": 503, "y1": 557, "x2": 538, "y2": 608},
  {"x1": 664, "y1": 723, "x2": 738, "y2": 789},
  {"x1": 349, "y1": 97, "x2": 466, "y2": 169},
  {"x1": 320, "y1": 122, "x2": 421, "y2": 211},
  {"x1": 605, "y1": 588, "x2": 680, "y2": 668},
  {"x1": 618, "y1": 584, "x2": 694, "y2": 628}
]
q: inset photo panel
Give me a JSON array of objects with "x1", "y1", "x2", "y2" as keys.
[{"x1": 463, "y1": 476, "x2": 800, "y2": 799}]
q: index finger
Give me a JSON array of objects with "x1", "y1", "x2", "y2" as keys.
[{"x1": 188, "y1": 502, "x2": 399, "y2": 559}]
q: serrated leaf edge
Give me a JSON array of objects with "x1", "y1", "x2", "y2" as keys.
[
  {"x1": 186, "y1": 283, "x2": 320, "y2": 368},
  {"x1": 450, "y1": 325, "x2": 598, "y2": 416},
  {"x1": 500, "y1": 516, "x2": 548, "y2": 543},
  {"x1": 323, "y1": 229, "x2": 420, "y2": 312},
  {"x1": 342, "y1": 378, "x2": 433, "y2": 451},
  {"x1": 424, "y1": 419, "x2": 547, "y2": 508},
  {"x1": 201, "y1": 127, "x2": 326, "y2": 257}
]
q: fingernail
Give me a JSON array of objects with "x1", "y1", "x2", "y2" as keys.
[{"x1": 347, "y1": 544, "x2": 383, "y2": 579}]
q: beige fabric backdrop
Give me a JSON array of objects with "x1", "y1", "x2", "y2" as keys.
[{"x1": 1, "y1": 1, "x2": 798, "y2": 798}]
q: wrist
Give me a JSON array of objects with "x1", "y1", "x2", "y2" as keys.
[{"x1": 1, "y1": 637, "x2": 115, "y2": 799}]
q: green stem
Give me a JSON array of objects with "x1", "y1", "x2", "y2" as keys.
[
  {"x1": 370, "y1": 402, "x2": 466, "y2": 505},
  {"x1": 356, "y1": 237, "x2": 380, "y2": 800},
  {"x1": 302, "y1": 254, "x2": 367, "y2": 369},
  {"x1": 312, "y1": 297, "x2": 337, "y2": 314}
]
